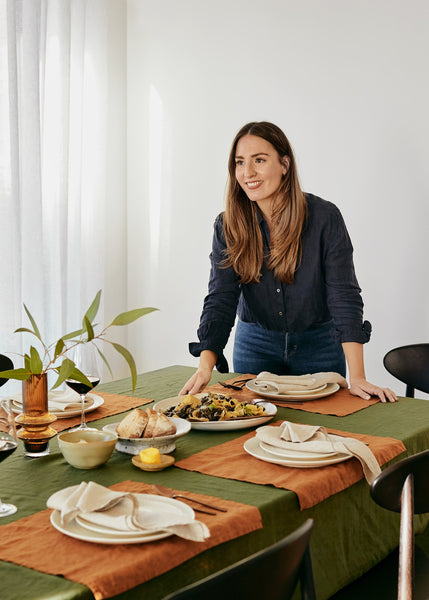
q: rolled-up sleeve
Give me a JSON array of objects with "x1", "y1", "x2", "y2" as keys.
[
  {"x1": 323, "y1": 206, "x2": 371, "y2": 344},
  {"x1": 189, "y1": 214, "x2": 241, "y2": 372}
]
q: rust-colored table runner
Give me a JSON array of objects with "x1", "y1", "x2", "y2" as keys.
[
  {"x1": 0, "y1": 392, "x2": 151, "y2": 434},
  {"x1": 206, "y1": 375, "x2": 379, "y2": 416},
  {"x1": 175, "y1": 423, "x2": 406, "y2": 509},
  {"x1": 51, "y1": 392, "x2": 152, "y2": 432},
  {"x1": 0, "y1": 481, "x2": 262, "y2": 600}
]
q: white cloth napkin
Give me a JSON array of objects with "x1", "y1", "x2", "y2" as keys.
[
  {"x1": 256, "y1": 421, "x2": 381, "y2": 483},
  {"x1": 254, "y1": 371, "x2": 348, "y2": 394},
  {"x1": 47, "y1": 481, "x2": 210, "y2": 542},
  {"x1": 10, "y1": 390, "x2": 91, "y2": 412}
]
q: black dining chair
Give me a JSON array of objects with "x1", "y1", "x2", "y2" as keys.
[
  {"x1": 163, "y1": 519, "x2": 316, "y2": 600},
  {"x1": 329, "y1": 450, "x2": 429, "y2": 600},
  {"x1": 383, "y1": 344, "x2": 429, "y2": 397},
  {"x1": 0, "y1": 354, "x2": 13, "y2": 388}
]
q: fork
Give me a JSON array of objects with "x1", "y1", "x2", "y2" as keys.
[
  {"x1": 219, "y1": 378, "x2": 253, "y2": 391},
  {"x1": 152, "y1": 484, "x2": 227, "y2": 513}
]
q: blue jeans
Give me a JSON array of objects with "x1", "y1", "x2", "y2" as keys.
[{"x1": 233, "y1": 320, "x2": 346, "y2": 376}]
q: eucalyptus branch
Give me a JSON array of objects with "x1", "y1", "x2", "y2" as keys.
[{"x1": 0, "y1": 291, "x2": 158, "y2": 391}]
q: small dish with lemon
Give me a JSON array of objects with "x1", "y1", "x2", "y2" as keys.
[{"x1": 132, "y1": 447, "x2": 175, "y2": 471}]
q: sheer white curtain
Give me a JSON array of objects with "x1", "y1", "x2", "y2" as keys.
[{"x1": 0, "y1": 0, "x2": 128, "y2": 386}]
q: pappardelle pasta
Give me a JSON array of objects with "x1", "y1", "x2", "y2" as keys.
[{"x1": 162, "y1": 392, "x2": 265, "y2": 422}]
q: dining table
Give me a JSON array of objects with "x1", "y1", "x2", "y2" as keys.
[{"x1": 1, "y1": 364, "x2": 429, "y2": 600}]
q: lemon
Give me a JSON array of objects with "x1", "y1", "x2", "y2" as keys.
[{"x1": 139, "y1": 447, "x2": 161, "y2": 464}]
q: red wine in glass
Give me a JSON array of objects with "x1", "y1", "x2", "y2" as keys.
[
  {"x1": 65, "y1": 376, "x2": 100, "y2": 430},
  {"x1": 65, "y1": 376, "x2": 100, "y2": 396},
  {"x1": 65, "y1": 343, "x2": 101, "y2": 431},
  {"x1": 0, "y1": 437, "x2": 18, "y2": 517},
  {"x1": 0, "y1": 440, "x2": 17, "y2": 462}
]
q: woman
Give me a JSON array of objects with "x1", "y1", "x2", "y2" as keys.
[{"x1": 180, "y1": 122, "x2": 396, "y2": 403}]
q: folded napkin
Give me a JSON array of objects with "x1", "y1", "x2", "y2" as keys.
[
  {"x1": 256, "y1": 421, "x2": 381, "y2": 483},
  {"x1": 10, "y1": 390, "x2": 91, "y2": 412},
  {"x1": 47, "y1": 481, "x2": 210, "y2": 542},
  {"x1": 254, "y1": 371, "x2": 348, "y2": 394}
]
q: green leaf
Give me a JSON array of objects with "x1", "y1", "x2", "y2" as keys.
[
  {"x1": 51, "y1": 358, "x2": 76, "y2": 389},
  {"x1": 95, "y1": 346, "x2": 113, "y2": 379},
  {"x1": 29, "y1": 346, "x2": 43, "y2": 374},
  {"x1": 84, "y1": 290, "x2": 102, "y2": 325},
  {"x1": 0, "y1": 368, "x2": 32, "y2": 381},
  {"x1": 61, "y1": 328, "x2": 85, "y2": 341},
  {"x1": 109, "y1": 307, "x2": 158, "y2": 327},
  {"x1": 52, "y1": 366, "x2": 92, "y2": 390},
  {"x1": 23, "y1": 304, "x2": 42, "y2": 340},
  {"x1": 69, "y1": 367, "x2": 92, "y2": 388},
  {"x1": 111, "y1": 342, "x2": 137, "y2": 391},
  {"x1": 14, "y1": 327, "x2": 40, "y2": 339},
  {"x1": 54, "y1": 339, "x2": 65, "y2": 360},
  {"x1": 83, "y1": 316, "x2": 94, "y2": 341},
  {"x1": 24, "y1": 354, "x2": 31, "y2": 371}
]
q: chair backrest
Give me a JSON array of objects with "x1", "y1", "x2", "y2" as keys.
[
  {"x1": 0, "y1": 355, "x2": 13, "y2": 388},
  {"x1": 383, "y1": 344, "x2": 429, "y2": 397},
  {"x1": 370, "y1": 450, "x2": 429, "y2": 600},
  {"x1": 163, "y1": 519, "x2": 316, "y2": 600},
  {"x1": 370, "y1": 449, "x2": 429, "y2": 515}
]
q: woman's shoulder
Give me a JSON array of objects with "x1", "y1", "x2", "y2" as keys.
[
  {"x1": 305, "y1": 192, "x2": 340, "y2": 214},
  {"x1": 214, "y1": 211, "x2": 225, "y2": 225},
  {"x1": 212, "y1": 212, "x2": 227, "y2": 245},
  {"x1": 305, "y1": 193, "x2": 345, "y2": 224}
]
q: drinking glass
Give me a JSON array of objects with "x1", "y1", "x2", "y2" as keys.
[
  {"x1": 65, "y1": 344, "x2": 100, "y2": 431},
  {"x1": 0, "y1": 399, "x2": 18, "y2": 516}
]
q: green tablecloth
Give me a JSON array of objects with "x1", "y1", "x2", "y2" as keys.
[{"x1": 1, "y1": 365, "x2": 429, "y2": 600}]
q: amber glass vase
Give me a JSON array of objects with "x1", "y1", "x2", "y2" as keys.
[{"x1": 16, "y1": 374, "x2": 57, "y2": 456}]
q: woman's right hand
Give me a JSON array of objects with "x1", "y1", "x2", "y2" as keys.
[
  {"x1": 179, "y1": 350, "x2": 217, "y2": 396},
  {"x1": 179, "y1": 368, "x2": 212, "y2": 396}
]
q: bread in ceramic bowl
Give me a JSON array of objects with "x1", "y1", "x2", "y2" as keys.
[{"x1": 116, "y1": 408, "x2": 176, "y2": 439}]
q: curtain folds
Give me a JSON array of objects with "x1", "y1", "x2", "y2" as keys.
[{"x1": 0, "y1": 0, "x2": 128, "y2": 387}]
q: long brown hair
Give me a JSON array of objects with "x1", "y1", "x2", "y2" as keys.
[{"x1": 223, "y1": 122, "x2": 307, "y2": 284}]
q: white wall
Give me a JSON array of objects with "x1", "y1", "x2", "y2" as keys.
[{"x1": 126, "y1": 0, "x2": 429, "y2": 397}]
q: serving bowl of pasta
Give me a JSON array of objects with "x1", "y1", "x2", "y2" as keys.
[{"x1": 152, "y1": 392, "x2": 277, "y2": 431}]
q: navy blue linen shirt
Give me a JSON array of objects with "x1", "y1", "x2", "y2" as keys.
[{"x1": 189, "y1": 194, "x2": 371, "y2": 372}]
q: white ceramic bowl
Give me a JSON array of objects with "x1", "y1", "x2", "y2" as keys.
[
  {"x1": 102, "y1": 417, "x2": 191, "y2": 455},
  {"x1": 58, "y1": 429, "x2": 118, "y2": 469}
]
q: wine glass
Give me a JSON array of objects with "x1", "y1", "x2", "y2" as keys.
[
  {"x1": 0, "y1": 399, "x2": 18, "y2": 517},
  {"x1": 65, "y1": 344, "x2": 100, "y2": 431}
]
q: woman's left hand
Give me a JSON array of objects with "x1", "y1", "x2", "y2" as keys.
[{"x1": 349, "y1": 379, "x2": 398, "y2": 403}]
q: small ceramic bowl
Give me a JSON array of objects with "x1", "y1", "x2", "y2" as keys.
[
  {"x1": 131, "y1": 454, "x2": 175, "y2": 472},
  {"x1": 58, "y1": 429, "x2": 118, "y2": 469},
  {"x1": 102, "y1": 416, "x2": 191, "y2": 455}
]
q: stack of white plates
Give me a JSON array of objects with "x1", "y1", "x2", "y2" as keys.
[
  {"x1": 50, "y1": 493, "x2": 194, "y2": 544},
  {"x1": 10, "y1": 392, "x2": 104, "y2": 419},
  {"x1": 244, "y1": 436, "x2": 351, "y2": 468},
  {"x1": 245, "y1": 380, "x2": 340, "y2": 402}
]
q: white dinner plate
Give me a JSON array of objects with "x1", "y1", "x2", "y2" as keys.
[
  {"x1": 11, "y1": 393, "x2": 104, "y2": 419},
  {"x1": 251, "y1": 383, "x2": 327, "y2": 395},
  {"x1": 243, "y1": 436, "x2": 351, "y2": 468},
  {"x1": 152, "y1": 396, "x2": 277, "y2": 431},
  {"x1": 50, "y1": 493, "x2": 195, "y2": 544},
  {"x1": 258, "y1": 440, "x2": 337, "y2": 461},
  {"x1": 75, "y1": 514, "x2": 164, "y2": 538},
  {"x1": 245, "y1": 380, "x2": 340, "y2": 401}
]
